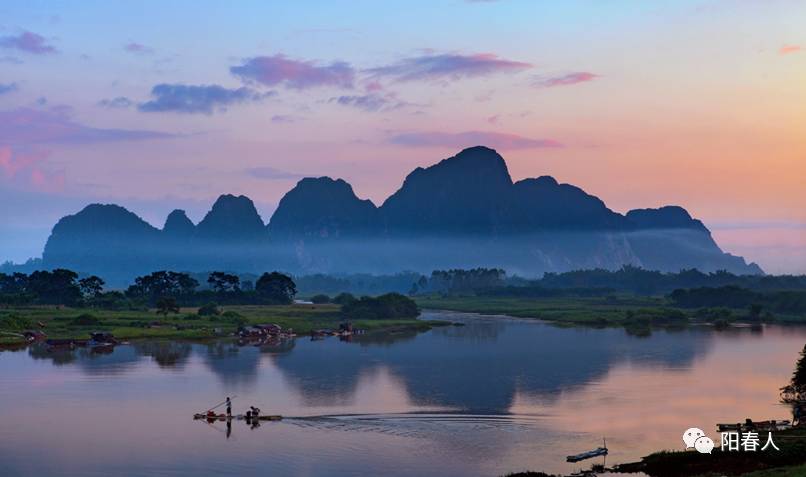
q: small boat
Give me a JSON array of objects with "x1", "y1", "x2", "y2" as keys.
[
  {"x1": 567, "y1": 438, "x2": 608, "y2": 463},
  {"x1": 193, "y1": 413, "x2": 283, "y2": 422}
]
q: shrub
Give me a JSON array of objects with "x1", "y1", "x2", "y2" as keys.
[
  {"x1": 310, "y1": 294, "x2": 330, "y2": 304},
  {"x1": 0, "y1": 313, "x2": 33, "y2": 330},
  {"x1": 197, "y1": 302, "x2": 221, "y2": 316},
  {"x1": 221, "y1": 311, "x2": 247, "y2": 326},
  {"x1": 333, "y1": 292, "x2": 357, "y2": 306},
  {"x1": 71, "y1": 313, "x2": 100, "y2": 326},
  {"x1": 341, "y1": 293, "x2": 419, "y2": 320}
]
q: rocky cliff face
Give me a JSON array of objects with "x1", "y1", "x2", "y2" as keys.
[{"x1": 40, "y1": 146, "x2": 763, "y2": 281}]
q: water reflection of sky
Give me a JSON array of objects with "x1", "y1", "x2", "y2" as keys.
[{"x1": 1, "y1": 311, "x2": 805, "y2": 476}]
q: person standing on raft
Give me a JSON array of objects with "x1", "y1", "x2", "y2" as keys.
[{"x1": 225, "y1": 397, "x2": 232, "y2": 417}]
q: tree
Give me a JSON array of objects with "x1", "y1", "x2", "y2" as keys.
[
  {"x1": 207, "y1": 272, "x2": 240, "y2": 293},
  {"x1": 333, "y1": 292, "x2": 357, "y2": 306},
  {"x1": 748, "y1": 303, "x2": 763, "y2": 321},
  {"x1": 127, "y1": 271, "x2": 199, "y2": 304},
  {"x1": 255, "y1": 272, "x2": 297, "y2": 305},
  {"x1": 341, "y1": 293, "x2": 419, "y2": 320},
  {"x1": 197, "y1": 302, "x2": 221, "y2": 316},
  {"x1": 310, "y1": 294, "x2": 330, "y2": 304},
  {"x1": 27, "y1": 269, "x2": 81, "y2": 306},
  {"x1": 781, "y1": 344, "x2": 806, "y2": 403},
  {"x1": 156, "y1": 296, "x2": 180, "y2": 316},
  {"x1": 78, "y1": 276, "x2": 105, "y2": 299}
]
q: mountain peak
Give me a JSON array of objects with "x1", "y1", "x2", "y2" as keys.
[
  {"x1": 626, "y1": 206, "x2": 708, "y2": 232},
  {"x1": 163, "y1": 209, "x2": 195, "y2": 236},
  {"x1": 268, "y1": 176, "x2": 378, "y2": 241},
  {"x1": 196, "y1": 194, "x2": 265, "y2": 241},
  {"x1": 380, "y1": 147, "x2": 513, "y2": 234}
]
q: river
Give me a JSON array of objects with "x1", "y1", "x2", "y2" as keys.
[{"x1": 1, "y1": 311, "x2": 804, "y2": 476}]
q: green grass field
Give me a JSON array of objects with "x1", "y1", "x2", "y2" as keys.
[
  {"x1": 417, "y1": 295, "x2": 676, "y2": 324},
  {"x1": 415, "y1": 295, "x2": 806, "y2": 328},
  {"x1": 0, "y1": 303, "x2": 439, "y2": 346}
]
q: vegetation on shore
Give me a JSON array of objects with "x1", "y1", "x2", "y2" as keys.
[
  {"x1": 0, "y1": 269, "x2": 436, "y2": 346},
  {"x1": 0, "y1": 303, "x2": 438, "y2": 346},
  {"x1": 415, "y1": 292, "x2": 806, "y2": 334},
  {"x1": 612, "y1": 426, "x2": 806, "y2": 477}
]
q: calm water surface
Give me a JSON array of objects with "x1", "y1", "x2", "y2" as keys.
[{"x1": 2, "y1": 311, "x2": 805, "y2": 476}]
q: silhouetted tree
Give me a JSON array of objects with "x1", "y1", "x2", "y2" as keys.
[
  {"x1": 310, "y1": 294, "x2": 330, "y2": 304},
  {"x1": 341, "y1": 293, "x2": 419, "y2": 320},
  {"x1": 27, "y1": 269, "x2": 81, "y2": 306},
  {"x1": 333, "y1": 292, "x2": 357, "y2": 306},
  {"x1": 127, "y1": 271, "x2": 199, "y2": 304},
  {"x1": 78, "y1": 276, "x2": 105, "y2": 299},
  {"x1": 156, "y1": 296, "x2": 180, "y2": 316},
  {"x1": 207, "y1": 272, "x2": 240, "y2": 293},
  {"x1": 781, "y1": 344, "x2": 806, "y2": 403},
  {"x1": 255, "y1": 272, "x2": 296, "y2": 304}
]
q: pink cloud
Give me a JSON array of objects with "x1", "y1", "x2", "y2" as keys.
[
  {"x1": 0, "y1": 31, "x2": 57, "y2": 55},
  {"x1": 535, "y1": 72, "x2": 599, "y2": 88},
  {"x1": 364, "y1": 80, "x2": 384, "y2": 92},
  {"x1": 230, "y1": 55, "x2": 355, "y2": 89},
  {"x1": 0, "y1": 146, "x2": 64, "y2": 192},
  {"x1": 389, "y1": 131, "x2": 562, "y2": 150},
  {"x1": 779, "y1": 44, "x2": 801, "y2": 55},
  {"x1": 367, "y1": 53, "x2": 532, "y2": 82}
]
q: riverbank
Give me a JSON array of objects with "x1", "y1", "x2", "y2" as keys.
[
  {"x1": 0, "y1": 304, "x2": 445, "y2": 347},
  {"x1": 612, "y1": 426, "x2": 806, "y2": 476},
  {"x1": 415, "y1": 295, "x2": 806, "y2": 332}
]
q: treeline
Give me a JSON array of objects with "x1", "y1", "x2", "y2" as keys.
[
  {"x1": 0, "y1": 269, "x2": 421, "y2": 320},
  {"x1": 536, "y1": 267, "x2": 806, "y2": 295},
  {"x1": 410, "y1": 268, "x2": 507, "y2": 295},
  {"x1": 670, "y1": 286, "x2": 806, "y2": 315},
  {"x1": 0, "y1": 269, "x2": 297, "y2": 309},
  {"x1": 409, "y1": 266, "x2": 806, "y2": 297}
]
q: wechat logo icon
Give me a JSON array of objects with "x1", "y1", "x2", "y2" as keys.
[{"x1": 683, "y1": 427, "x2": 714, "y2": 454}]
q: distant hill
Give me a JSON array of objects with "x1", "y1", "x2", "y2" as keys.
[{"x1": 40, "y1": 146, "x2": 763, "y2": 283}]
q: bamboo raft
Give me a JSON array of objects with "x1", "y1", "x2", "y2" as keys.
[{"x1": 193, "y1": 413, "x2": 282, "y2": 422}]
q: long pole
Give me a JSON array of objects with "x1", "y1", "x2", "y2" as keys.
[{"x1": 206, "y1": 395, "x2": 237, "y2": 412}]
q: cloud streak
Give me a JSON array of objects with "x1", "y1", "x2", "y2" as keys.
[
  {"x1": 389, "y1": 131, "x2": 562, "y2": 150},
  {"x1": 0, "y1": 31, "x2": 57, "y2": 55},
  {"x1": 0, "y1": 106, "x2": 175, "y2": 145},
  {"x1": 98, "y1": 96, "x2": 134, "y2": 109},
  {"x1": 245, "y1": 166, "x2": 304, "y2": 180},
  {"x1": 138, "y1": 84, "x2": 273, "y2": 114},
  {"x1": 330, "y1": 92, "x2": 413, "y2": 112},
  {"x1": 779, "y1": 44, "x2": 801, "y2": 55},
  {"x1": 231, "y1": 55, "x2": 355, "y2": 89},
  {"x1": 367, "y1": 53, "x2": 531, "y2": 82},
  {"x1": 123, "y1": 42, "x2": 154, "y2": 54},
  {"x1": 534, "y1": 72, "x2": 598, "y2": 88}
]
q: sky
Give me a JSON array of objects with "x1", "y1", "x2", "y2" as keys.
[{"x1": 0, "y1": 0, "x2": 804, "y2": 273}]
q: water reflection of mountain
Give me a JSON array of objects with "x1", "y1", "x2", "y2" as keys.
[
  {"x1": 269, "y1": 318, "x2": 718, "y2": 413},
  {"x1": 29, "y1": 344, "x2": 142, "y2": 375},
  {"x1": 201, "y1": 341, "x2": 261, "y2": 388},
  {"x1": 133, "y1": 341, "x2": 193, "y2": 369}
]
